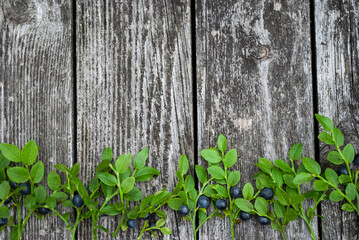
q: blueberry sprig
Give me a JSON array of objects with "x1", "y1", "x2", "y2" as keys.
[
  {"x1": 0, "y1": 140, "x2": 53, "y2": 240},
  {"x1": 312, "y1": 114, "x2": 359, "y2": 214},
  {"x1": 199, "y1": 134, "x2": 243, "y2": 240}
]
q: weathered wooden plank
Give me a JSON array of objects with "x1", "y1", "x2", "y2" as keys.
[
  {"x1": 315, "y1": 1, "x2": 359, "y2": 239},
  {"x1": 76, "y1": 0, "x2": 193, "y2": 239},
  {"x1": 0, "y1": 0, "x2": 74, "y2": 239},
  {"x1": 196, "y1": 0, "x2": 316, "y2": 239}
]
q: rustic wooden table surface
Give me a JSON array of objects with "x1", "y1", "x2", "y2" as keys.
[{"x1": 0, "y1": 0, "x2": 358, "y2": 239}]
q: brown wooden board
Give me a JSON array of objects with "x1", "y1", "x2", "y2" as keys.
[
  {"x1": 75, "y1": 0, "x2": 193, "y2": 239},
  {"x1": 0, "y1": 0, "x2": 74, "y2": 239},
  {"x1": 196, "y1": 0, "x2": 316, "y2": 239},
  {"x1": 315, "y1": 0, "x2": 359, "y2": 239}
]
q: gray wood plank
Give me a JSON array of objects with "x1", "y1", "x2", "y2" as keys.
[
  {"x1": 315, "y1": 1, "x2": 359, "y2": 239},
  {"x1": 76, "y1": 0, "x2": 193, "y2": 239},
  {"x1": 0, "y1": 0, "x2": 74, "y2": 239},
  {"x1": 196, "y1": 0, "x2": 316, "y2": 239}
]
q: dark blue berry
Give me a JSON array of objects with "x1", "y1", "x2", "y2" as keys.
[
  {"x1": 354, "y1": 154, "x2": 359, "y2": 166},
  {"x1": 338, "y1": 165, "x2": 349, "y2": 176},
  {"x1": 72, "y1": 194, "x2": 84, "y2": 207},
  {"x1": 19, "y1": 182, "x2": 31, "y2": 195},
  {"x1": 142, "y1": 213, "x2": 150, "y2": 220},
  {"x1": 260, "y1": 188, "x2": 273, "y2": 200},
  {"x1": 0, "y1": 218, "x2": 7, "y2": 227},
  {"x1": 38, "y1": 203, "x2": 51, "y2": 215},
  {"x1": 230, "y1": 187, "x2": 242, "y2": 199},
  {"x1": 149, "y1": 222, "x2": 156, "y2": 229},
  {"x1": 239, "y1": 211, "x2": 251, "y2": 221},
  {"x1": 179, "y1": 205, "x2": 190, "y2": 216},
  {"x1": 127, "y1": 219, "x2": 137, "y2": 228},
  {"x1": 197, "y1": 195, "x2": 210, "y2": 209},
  {"x1": 215, "y1": 199, "x2": 227, "y2": 210},
  {"x1": 4, "y1": 197, "x2": 12, "y2": 205},
  {"x1": 10, "y1": 182, "x2": 18, "y2": 189},
  {"x1": 258, "y1": 216, "x2": 270, "y2": 225}
]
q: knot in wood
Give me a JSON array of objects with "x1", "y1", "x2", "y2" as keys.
[{"x1": 247, "y1": 45, "x2": 270, "y2": 60}]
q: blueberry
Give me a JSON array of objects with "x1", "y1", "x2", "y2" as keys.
[
  {"x1": 260, "y1": 188, "x2": 273, "y2": 200},
  {"x1": 230, "y1": 187, "x2": 242, "y2": 199},
  {"x1": 0, "y1": 218, "x2": 7, "y2": 227},
  {"x1": 179, "y1": 205, "x2": 190, "y2": 216},
  {"x1": 258, "y1": 216, "x2": 270, "y2": 225},
  {"x1": 149, "y1": 222, "x2": 156, "y2": 229},
  {"x1": 10, "y1": 182, "x2": 18, "y2": 189},
  {"x1": 4, "y1": 197, "x2": 12, "y2": 205},
  {"x1": 215, "y1": 199, "x2": 227, "y2": 210},
  {"x1": 19, "y1": 182, "x2": 31, "y2": 195},
  {"x1": 72, "y1": 194, "x2": 84, "y2": 207},
  {"x1": 354, "y1": 154, "x2": 359, "y2": 166},
  {"x1": 197, "y1": 195, "x2": 210, "y2": 209},
  {"x1": 38, "y1": 203, "x2": 51, "y2": 215},
  {"x1": 127, "y1": 219, "x2": 137, "y2": 229},
  {"x1": 142, "y1": 213, "x2": 150, "y2": 220},
  {"x1": 338, "y1": 165, "x2": 349, "y2": 176},
  {"x1": 239, "y1": 211, "x2": 251, "y2": 221}
]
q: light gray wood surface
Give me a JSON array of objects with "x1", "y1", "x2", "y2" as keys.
[
  {"x1": 196, "y1": 0, "x2": 316, "y2": 239},
  {"x1": 75, "y1": 0, "x2": 193, "y2": 239},
  {"x1": 0, "y1": 0, "x2": 74, "y2": 239},
  {"x1": 315, "y1": 0, "x2": 359, "y2": 239}
]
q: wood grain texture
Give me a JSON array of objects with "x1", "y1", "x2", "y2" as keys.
[
  {"x1": 196, "y1": 0, "x2": 316, "y2": 239},
  {"x1": 315, "y1": 0, "x2": 359, "y2": 239},
  {"x1": 0, "y1": 0, "x2": 74, "y2": 239},
  {"x1": 76, "y1": 0, "x2": 193, "y2": 239}
]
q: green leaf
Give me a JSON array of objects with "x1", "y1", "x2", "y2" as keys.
[
  {"x1": 155, "y1": 219, "x2": 166, "y2": 228},
  {"x1": 285, "y1": 208, "x2": 299, "y2": 222},
  {"x1": 0, "y1": 154, "x2": 10, "y2": 168},
  {"x1": 254, "y1": 197, "x2": 268, "y2": 215},
  {"x1": 98, "y1": 173, "x2": 117, "y2": 187},
  {"x1": 318, "y1": 132, "x2": 335, "y2": 145},
  {"x1": 325, "y1": 168, "x2": 339, "y2": 186},
  {"x1": 151, "y1": 191, "x2": 171, "y2": 205},
  {"x1": 228, "y1": 171, "x2": 240, "y2": 187},
  {"x1": 101, "y1": 204, "x2": 122, "y2": 216},
  {"x1": 0, "y1": 143, "x2": 21, "y2": 162},
  {"x1": 51, "y1": 192, "x2": 68, "y2": 203},
  {"x1": 184, "y1": 175, "x2": 195, "y2": 191},
  {"x1": 313, "y1": 180, "x2": 329, "y2": 191},
  {"x1": 160, "y1": 227, "x2": 172, "y2": 235},
  {"x1": 223, "y1": 149, "x2": 237, "y2": 168},
  {"x1": 7, "y1": 167, "x2": 29, "y2": 183},
  {"x1": 329, "y1": 190, "x2": 344, "y2": 202},
  {"x1": 121, "y1": 177, "x2": 135, "y2": 193},
  {"x1": 271, "y1": 167, "x2": 283, "y2": 187},
  {"x1": 133, "y1": 147, "x2": 148, "y2": 169},
  {"x1": 292, "y1": 172, "x2": 312, "y2": 185},
  {"x1": 302, "y1": 157, "x2": 321, "y2": 175},
  {"x1": 0, "y1": 181, "x2": 10, "y2": 200},
  {"x1": 234, "y1": 198, "x2": 254, "y2": 212},
  {"x1": 289, "y1": 143, "x2": 303, "y2": 161},
  {"x1": 133, "y1": 167, "x2": 160, "y2": 181},
  {"x1": 315, "y1": 114, "x2": 333, "y2": 131},
  {"x1": 345, "y1": 183, "x2": 356, "y2": 201},
  {"x1": 20, "y1": 140, "x2": 39, "y2": 165},
  {"x1": 215, "y1": 185, "x2": 228, "y2": 197},
  {"x1": 274, "y1": 200, "x2": 285, "y2": 218},
  {"x1": 255, "y1": 158, "x2": 274, "y2": 174},
  {"x1": 200, "y1": 149, "x2": 222, "y2": 164},
  {"x1": 343, "y1": 144, "x2": 355, "y2": 163},
  {"x1": 274, "y1": 159, "x2": 292, "y2": 172},
  {"x1": 0, "y1": 206, "x2": 10, "y2": 218},
  {"x1": 283, "y1": 174, "x2": 296, "y2": 189},
  {"x1": 179, "y1": 154, "x2": 189, "y2": 175},
  {"x1": 207, "y1": 166, "x2": 225, "y2": 180},
  {"x1": 25, "y1": 195, "x2": 36, "y2": 209},
  {"x1": 63, "y1": 200, "x2": 74, "y2": 207},
  {"x1": 54, "y1": 164, "x2": 70, "y2": 173},
  {"x1": 341, "y1": 203, "x2": 354, "y2": 212},
  {"x1": 167, "y1": 198, "x2": 184, "y2": 211},
  {"x1": 70, "y1": 163, "x2": 80, "y2": 176},
  {"x1": 327, "y1": 151, "x2": 344, "y2": 165},
  {"x1": 217, "y1": 134, "x2": 227, "y2": 153},
  {"x1": 242, "y1": 183, "x2": 254, "y2": 200},
  {"x1": 332, "y1": 127, "x2": 344, "y2": 146},
  {"x1": 275, "y1": 188, "x2": 290, "y2": 205},
  {"x1": 31, "y1": 161, "x2": 44, "y2": 183},
  {"x1": 34, "y1": 185, "x2": 47, "y2": 203},
  {"x1": 101, "y1": 147, "x2": 113, "y2": 161},
  {"x1": 195, "y1": 165, "x2": 207, "y2": 184},
  {"x1": 46, "y1": 197, "x2": 56, "y2": 209},
  {"x1": 124, "y1": 187, "x2": 143, "y2": 201},
  {"x1": 339, "y1": 175, "x2": 352, "y2": 184},
  {"x1": 47, "y1": 171, "x2": 61, "y2": 190},
  {"x1": 115, "y1": 153, "x2": 132, "y2": 173}
]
